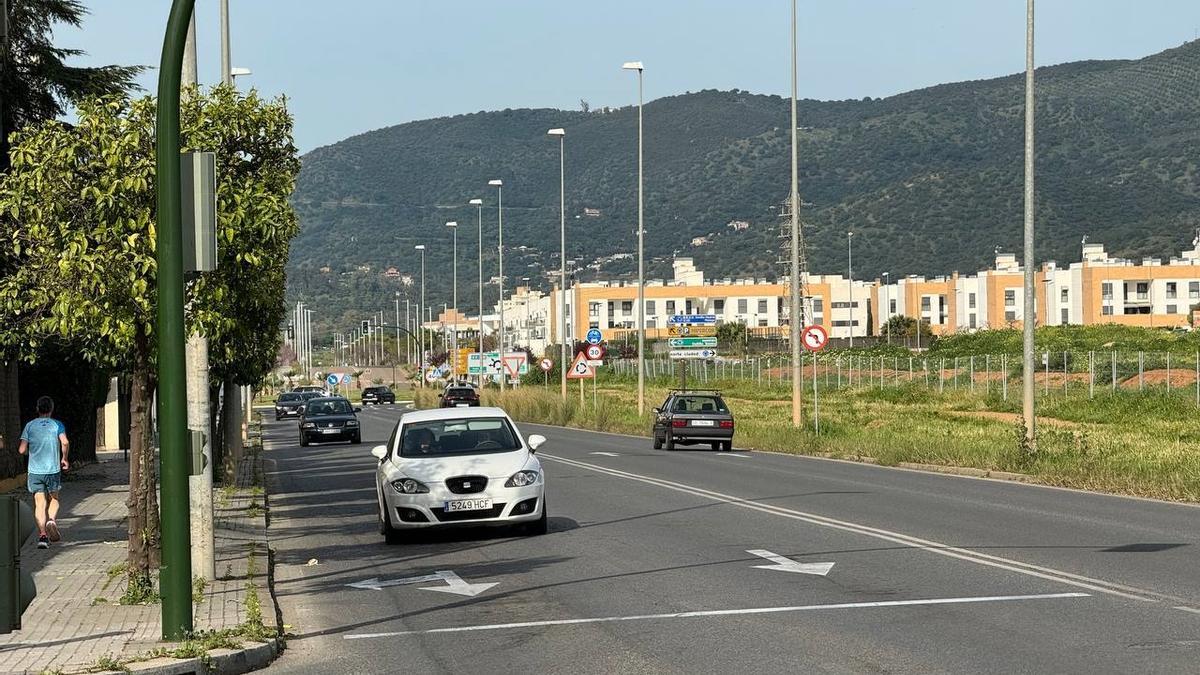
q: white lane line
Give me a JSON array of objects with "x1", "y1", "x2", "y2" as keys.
[
  {"x1": 1174, "y1": 606, "x2": 1200, "y2": 615},
  {"x1": 344, "y1": 592, "x2": 1088, "y2": 639},
  {"x1": 541, "y1": 454, "x2": 1169, "y2": 603},
  {"x1": 590, "y1": 452, "x2": 620, "y2": 457},
  {"x1": 719, "y1": 453, "x2": 749, "y2": 459}
]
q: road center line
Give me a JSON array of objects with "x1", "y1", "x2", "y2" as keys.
[
  {"x1": 343, "y1": 592, "x2": 1088, "y2": 639},
  {"x1": 541, "y1": 454, "x2": 1170, "y2": 603}
]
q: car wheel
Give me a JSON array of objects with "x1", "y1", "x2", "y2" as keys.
[
  {"x1": 665, "y1": 433, "x2": 675, "y2": 451},
  {"x1": 351, "y1": 433, "x2": 361, "y2": 445},
  {"x1": 710, "y1": 442, "x2": 721, "y2": 451},
  {"x1": 722, "y1": 441, "x2": 733, "y2": 452},
  {"x1": 653, "y1": 433, "x2": 663, "y2": 450},
  {"x1": 275, "y1": 415, "x2": 281, "y2": 421},
  {"x1": 379, "y1": 489, "x2": 405, "y2": 544},
  {"x1": 299, "y1": 433, "x2": 308, "y2": 448},
  {"x1": 525, "y1": 499, "x2": 548, "y2": 536}
]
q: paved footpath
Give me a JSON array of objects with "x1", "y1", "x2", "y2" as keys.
[{"x1": 0, "y1": 453, "x2": 279, "y2": 675}]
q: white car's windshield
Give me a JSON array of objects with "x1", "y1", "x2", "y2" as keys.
[{"x1": 400, "y1": 418, "x2": 520, "y2": 457}]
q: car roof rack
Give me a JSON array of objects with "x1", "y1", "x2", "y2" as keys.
[{"x1": 668, "y1": 389, "x2": 722, "y2": 396}]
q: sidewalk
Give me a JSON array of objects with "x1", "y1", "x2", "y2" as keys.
[{"x1": 0, "y1": 452, "x2": 280, "y2": 675}]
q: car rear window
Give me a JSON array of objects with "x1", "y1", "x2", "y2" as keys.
[
  {"x1": 670, "y1": 396, "x2": 728, "y2": 413},
  {"x1": 279, "y1": 393, "x2": 301, "y2": 402},
  {"x1": 447, "y1": 388, "x2": 476, "y2": 397},
  {"x1": 399, "y1": 418, "x2": 519, "y2": 457}
]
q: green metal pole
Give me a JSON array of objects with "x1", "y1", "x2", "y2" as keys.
[{"x1": 156, "y1": 0, "x2": 196, "y2": 640}]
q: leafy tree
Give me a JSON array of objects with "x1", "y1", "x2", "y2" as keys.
[
  {"x1": 881, "y1": 315, "x2": 933, "y2": 339},
  {"x1": 352, "y1": 369, "x2": 365, "y2": 389},
  {"x1": 717, "y1": 322, "x2": 749, "y2": 352},
  {"x1": 0, "y1": 88, "x2": 299, "y2": 593}
]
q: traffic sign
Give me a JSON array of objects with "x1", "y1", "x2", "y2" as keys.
[
  {"x1": 670, "y1": 349, "x2": 717, "y2": 359},
  {"x1": 667, "y1": 314, "x2": 717, "y2": 325},
  {"x1": 455, "y1": 348, "x2": 470, "y2": 375},
  {"x1": 667, "y1": 325, "x2": 716, "y2": 337},
  {"x1": 586, "y1": 328, "x2": 603, "y2": 345},
  {"x1": 539, "y1": 358, "x2": 553, "y2": 372},
  {"x1": 802, "y1": 325, "x2": 829, "y2": 352},
  {"x1": 341, "y1": 374, "x2": 351, "y2": 385},
  {"x1": 325, "y1": 373, "x2": 339, "y2": 387},
  {"x1": 566, "y1": 352, "x2": 595, "y2": 379},
  {"x1": 585, "y1": 344, "x2": 605, "y2": 361},
  {"x1": 424, "y1": 368, "x2": 440, "y2": 383},
  {"x1": 503, "y1": 355, "x2": 525, "y2": 378},
  {"x1": 668, "y1": 337, "x2": 717, "y2": 348}
]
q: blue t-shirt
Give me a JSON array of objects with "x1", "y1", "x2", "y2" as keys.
[{"x1": 21, "y1": 417, "x2": 65, "y2": 475}]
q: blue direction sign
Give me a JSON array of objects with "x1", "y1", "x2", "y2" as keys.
[
  {"x1": 667, "y1": 314, "x2": 717, "y2": 325},
  {"x1": 341, "y1": 374, "x2": 352, "y2": 385},
  {"x1": 586, "y1": 328, "x2": 603, "y2": 345},
  {"x1": 325, "y1": 373, "x2": 339, "y2": 387}
]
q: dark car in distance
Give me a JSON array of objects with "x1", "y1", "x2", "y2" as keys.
[
  {"x1": 652, "y1": 390, "x2": 734, "y2": 452},
  {"x1": 439, "y1": 385, "x2": 481, "y2": 408},
  {"x1": 275, "y1": 391, "x2": 322, "y2": 420},
  {"x1": 362, "y1": 386, "x2": 396, "y2": 405},
  {"x1": 299, "y1": 397, "x2": 362, "y2": 446}
]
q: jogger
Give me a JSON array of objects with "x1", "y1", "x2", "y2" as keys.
[{"x1": 19, "y1": 396, "x2": 70, "y2": 549}]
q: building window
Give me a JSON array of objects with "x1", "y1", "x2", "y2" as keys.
[
  {"x1": 685, "y1": 300, "x2": 694, "y2": 315},
  {"x1": 737, "y1": 299, "x2": 748, "y2": 314},
  {"x1": 969, "y1": 314, "x2": 977, "y2": 328},
  {"x1": 1102, "y1": 306, "x2": 1114, "y2": 316},
  {"x1": 832, "y1": 320, "x2": 860, "y2": 327},
  {"x1": 1004, "y1": 310, "x2": 1017, "y2": 322},
  {"x1": 889, "y1": 299, "x2": 896, "y2": 314},
  {"x1": 812, "y1": 298, "x2": 824, "y2": 313},
  {"x1": 621, "y1": 301, "x2": 633, "y2": 314},
  {"x1": 968, "y1": 293, "x2": 976, "y2": 309},
  {"x1": 1004, "y1": 290, "x2": 1016, "y2": 306},
  {"x1": 666, "y1": 300, "x2": 676, "y2": 315},
  {"x1": 589, "y1": 321, "x2": 600, "y2": 329},
  {"x1": 1136, "y1": 282, "x2": 1148, "y2": 300},
  {"x1": 1060, "y1": 288, "x2": 1068, "y2": 302},
  {"x1": 1166, "y1": 282, "x2": 1177, "y2": 299},
  {"x1": 645, "y1": 300, "x2": 656, "y2": 315},
  {"x1": 589, "y1": 303, "x2": 600, "y2": 317},
  {"x1": 714, "y1": 299, "x2": 725, "y2": 313},
  {"x1": 757, "y1": 299, "x2": 768, "y2": 314},
  {"x1": 921, "y1": 297, "x2": 931, "y2": 312},
  {"x1": 607, "y1": 301, "x2": 615, "y2": 315},
  {"x1": 1167, "y1": 304, "x2": 1177, "y2": 315},
  {"x1": 757, "y1": 319, "x2": 768, "y2": 327},
  {"x1": 1191, "y1": 282, "x2": 1200, "y2": 300},
  {"x1": 1061, "y1": 308, "x2": 1069, "y2": 324},
  {"x1": 1102, "y1": 283, "x2": 1113, "y2": 300}
]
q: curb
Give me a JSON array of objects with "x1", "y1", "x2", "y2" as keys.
[
  {"x1": 117, "y1": 638, "x2": 281, "y2": 675},
  {"x1": 896, "y1": 462, "x2": 1033, "y2": 482}
]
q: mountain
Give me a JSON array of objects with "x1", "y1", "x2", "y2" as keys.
[{"x1": 288, "y1": 40, "x2": 1200, "y2": 331}]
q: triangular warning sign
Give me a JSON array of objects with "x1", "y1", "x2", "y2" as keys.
[
  {"x1": 503, "y1": 355, "x2": 524, "y2": 377},
  {"x1": 566, "y1": 351, "x2": 594, "y2": 380}
]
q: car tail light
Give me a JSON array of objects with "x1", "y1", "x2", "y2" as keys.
[
  {"x1": 671, "y1": 420, "x2": 687, "y2": 428},
  {"x1": 719, "y1": 420, "x2": 734, "y2": 428}
]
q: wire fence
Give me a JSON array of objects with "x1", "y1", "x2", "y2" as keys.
[{"x1": 611, "y1": 351, "x2": 1200, "y2": 403}]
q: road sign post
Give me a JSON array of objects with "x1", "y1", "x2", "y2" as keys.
[{"x1": 802, "y1": 325, "x2": 828, "y2": 433}]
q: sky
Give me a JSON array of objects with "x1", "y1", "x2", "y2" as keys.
[{"x1": 58, "y1": 1, "x2": 1200, "y2": 153}]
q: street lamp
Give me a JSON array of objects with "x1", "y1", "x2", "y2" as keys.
[
  {"x1": 623, "y1": 60, "x2": 646, "y2": 417},
  {"x1": 446, "y1": 221, "x2": 459, "y2": 376},
  {"x1": 847, "y1": 231, "x2": 854, "y2": 347},
  {"x1": 1022, "y1": 0, "x2": 1038, "y2": 450},
  {"x1": 469, "y1": 198, "x2": 485, "y2": 382},
  {"x1": 489, "y1": 179, "x2": 506, "y2": 391},
  {"x1": 882, "y1": 271, "x2": 891, "y2": 344},
  {"x1": 788, "y1": 0, "x2": 803, "y2": 428},
  {"x1": 229, "y1": 66, "x2": 251, "y2": 83},
  {"x1": 547, "y1": 127, "x2": 568, "y2": 400},
  {"x1": 415, "y1": 244, "x2": 426, "y2": 387}
]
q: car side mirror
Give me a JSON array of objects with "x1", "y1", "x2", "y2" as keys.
[
  {"x1": 437, "y1": 393, "x2": 443, "y2": 398},
  {"x1": 528, "y1": 434, "x2": 547, "y2": 452},
  {"x1": 653, "y1": 407, "x2": 661, "y2": 414},
  {"x1": 354, "y1": 407, "x2": 362, "y2": 413},
  {"x1": 370, "y1": 445, "x2": 388, "y2": 460}
]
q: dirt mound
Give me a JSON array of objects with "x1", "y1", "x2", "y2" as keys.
[{"x1": 1119, "y1": 369, "x2": 1198, "y2": 389}]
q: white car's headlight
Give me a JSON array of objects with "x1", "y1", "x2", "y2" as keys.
[
  {"x1": 505, "y1": 471, "x2": 539, "y2": 488},
  {"x1": 345, "y1": 420, "x2": 359, "y2": 426},
  {"x1": 391, "y1": 478, "x2": 429, "y2": 494}
]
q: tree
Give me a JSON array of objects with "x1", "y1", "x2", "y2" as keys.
[
  {"x1": 0, "y1": 88, "x2": 299, "y2": 596},
  {"x1": 882, "y1": 315, "x2": 934, "y2": 339},
  {"x1": 717, "y1": 322, "x2": 749, "y2": 352},
  {"x1": 352, "y1": 369, "x2": 365, "y2": 390},
  {"x1": 0, "y1": 0, "x2": 142, "y2": 172}
]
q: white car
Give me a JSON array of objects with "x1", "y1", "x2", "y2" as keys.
[{"x1": 371, "y1": 407, "x2": 547, "y2": 543}]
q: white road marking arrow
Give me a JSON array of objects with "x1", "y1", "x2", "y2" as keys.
[
  {"x1": 746, "y1": 549, "x2": 835, "y2": 577},
  {"x1": 347, "y1": 570, "x2": 498, "y2": 596},
  {"x1": 419, "y1": 570, "x2": 499, "y2": 597},
  {"x1": 590, "y1": 452, "x2": 620, "y2": 457}
]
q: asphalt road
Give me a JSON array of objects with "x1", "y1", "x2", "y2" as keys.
[{"x1": 262, "y1": 403, "x2": 1199, "y2": 674}]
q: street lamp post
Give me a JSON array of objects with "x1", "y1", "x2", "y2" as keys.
[
  {"x1": 622, "y1": 60, "x2": 646, "y2": 417},
  {"x1": 1022, "y1": 0, "x2": 1038, "y2": 450},
  {"x1": 882, "y1": 271, "x2": 891, "y2": 344},
  {"x1": 447, "y1": 221, "x2": 459, "y2": 378},
  {"x1": 489, "y1": 180, "x2": 506, "y2": 391},
  {"x1": 788, "y1": 0, "x2": 803, "y2": 428},
  {"x1": 415, "y1": 245, "x2": 426, "y2": 387},
  {"x1": 847, "y1": 231, "x2": 854, "y2": 347},
  {"x1": 547, "y1": 128, "x2": 568, "y2": 400},
  {"x1": 469, "y1": 198, "x2": 485, "y2": 383}
]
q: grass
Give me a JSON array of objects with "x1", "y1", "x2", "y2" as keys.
[{"x1": 415, "y1": 375, "x2": 1200, "y2": 502}]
